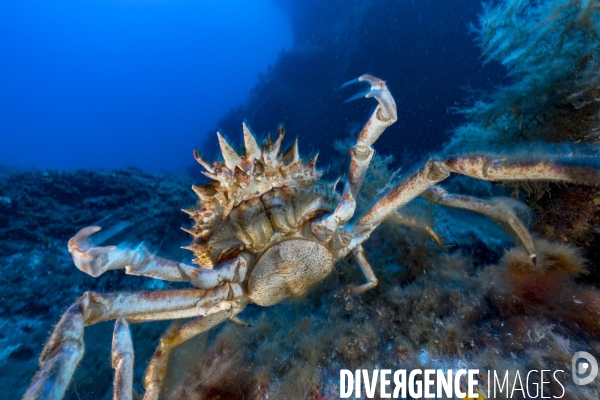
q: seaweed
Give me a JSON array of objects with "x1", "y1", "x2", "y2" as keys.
[{"x1": 447, "y1": 0, "x2": 600, "y2": 151}]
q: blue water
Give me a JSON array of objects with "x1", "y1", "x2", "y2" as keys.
[
  {"x1": 0, "y1": 0, "x2": 291, "y2": 172},
  {"x1": 0, "y1": 0, "x2": 504, "y2": 175}
]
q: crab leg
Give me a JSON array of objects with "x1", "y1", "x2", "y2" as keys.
[
  {"x1": 69, "y1": 226, "x2": 190, "y2": 281},
  {"x1": 177, "y1": 255, "x2": 248, "y2": 290},
  {"x1": 349, "y1": 245, "x2": 379, "y2": 294},
  {"x1": 111, "y1": 318, "x2": 134, "y2": 400},
  {"x1": 143, "y1": 303, "x2": 246, "y2": 400},
  {"x1": 348, "y1": 156, "x2": 600, "y2": 246},
  {"x1": 346, "y1": 75, "x2": 397, "y2": 197},
  {"x1": 23, "y1": 286, "x2": 239, "y2": 400},
  {"x1": 69, "y1": 227, "x2": 245, "y2": 288},
  {"x1": 422, "y1": 185, "x2": 536, "y2": 261},
  {"x1": 388, "y1": 212, "x2": 443, "y2": 246},
  {"x1": 23, "y1": 304, "x2": 84, "y2": 400},
  {"x1": 311, "y1": 182, "x2": 356, "y2": 242}
]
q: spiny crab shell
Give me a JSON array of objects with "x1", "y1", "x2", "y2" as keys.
[{"x1": 184, "y1": 122, "x2": 340, "y2": 269}]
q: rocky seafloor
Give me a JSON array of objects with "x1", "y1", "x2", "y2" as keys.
[{"x1": 0, "y1": 167, "x2": 197, "y2": 399}]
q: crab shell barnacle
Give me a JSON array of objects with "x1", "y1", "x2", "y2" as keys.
[{"x1": 185, "y1": 123, "x2": 340, "y2": 288}]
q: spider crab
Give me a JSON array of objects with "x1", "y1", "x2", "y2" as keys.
[{"x1": 25, "y1": 75, "x2": 600, "y2": 400}]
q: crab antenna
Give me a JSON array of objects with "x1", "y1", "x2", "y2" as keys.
[
  {"x1": 217, "y1": 132, "x2": 242, "y2": 170},
  {"x1": 242, "y1": 122, "x2": 261, "y2": 160},
  {"x1": 193, "y1": 149, "x2": 215, "y2": 173}
]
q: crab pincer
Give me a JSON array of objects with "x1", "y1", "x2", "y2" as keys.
[
  {"x1": 68, "y1": 226, "x2": 116, "y2": 277},
  {"x1": 342, "y1": 74, "x2": 397, "y2": 121},
  {"x1": 341, "y1": 74, "x2": 398, "y2": 197}
]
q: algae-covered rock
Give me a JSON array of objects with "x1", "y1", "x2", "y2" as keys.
[{"x1": 0, "y1": 167, "x2": 196, "y2": 399}]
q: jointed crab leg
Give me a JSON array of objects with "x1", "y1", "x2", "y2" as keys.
[
  {"x1": 24, "y1": 304, "x2": 84, "y2": 400},
  {"x1": 111, "y1": 318, "x2": 134, "y2": 400},
  {"x1": 311, "y1": 79, "x2": 397, "y2": 247},
  {"x1": 177, "y1": 255, "x2": 248, "y2": 290},
  {"x1": 421, "y1": 185, "x2": 536, "y2": 261},
  {"x1": 311, "y1": 182, "x2": 356, "y2": 242},
  {"x1": 69, "y1": 227, "x2": 246, "y2": 289},
  {"x1": 346, "y1": 74, "x2": 397, "y2": 197},
  {"x1": 350, "y1": 245, "x2": 379, "y2": 294},
  {"x1": 24, "y1": 287, "x2": 238, "y2": 400},
  {"x1": 143, "y1": 304, "x2": 247, "y2": 400},
  {"x1": 388, "y1": 213, "x2": 443, "y2": 246},
  {"x1": 348, "y1": 156, "x2": 600, "y2": 245},
  {"x1": 69, "y1": 226, "x2": 189, "y2": 281}
]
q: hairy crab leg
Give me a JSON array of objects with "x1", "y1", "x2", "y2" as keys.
[
  {"x1": 111, "y1": 318, "x2": 134, "y2": 400},
  {"x1": 349, "y1": 245, "x2": 379, "y2": 294},
  {"x1": 143, "y1": 305, "x2": 246, "y2": 400},
  {"x1": 345, "y1": 74, "x2": 398, "y2": 197},
  {"x1": 388, "y1": 212, "x2": 443, "y2": 246},
  {"x1": 347, "y1": 156, "x2": 600, "y2": 247},
  {"x1": 421, "y1": 185, "x2": 537, "y2": 262},
  {"x1": 23, "y1": 286, "x2": 242, "y2": 400},
  {"x1": 23, "y1": 304, "x2": 84, "y2": 400}
]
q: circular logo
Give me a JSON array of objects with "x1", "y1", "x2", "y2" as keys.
[{"x1": 572, "y1": 351, "x2": 598, "y2": 385}]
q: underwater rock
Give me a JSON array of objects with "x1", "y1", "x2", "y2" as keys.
[
  {"x1": 0, "y1": 167, "x2": 195, "y2": 254},
  {"x1": 0, "y1": 167, "x2": 195, "y2": 399}
]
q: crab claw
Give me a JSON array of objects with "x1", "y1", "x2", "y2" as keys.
[
  {"x1": 339, "y1": 77, "x2": 361, "y2": 89},
  {"x1": 343, "y1": 74, "x2": 397, "y2": 122},
  {"x1": 341, "y1": 76, "x2": 371, "y2": 102},
  {"x1": 344, "y1": 90, "x2": 372, "y2": 104},
  {"x1": 357, "y1": 74, "x2": 382, "y2": 86},
  {"x1": 68, "y1": 226, "x2": 117, "y2": 278}
]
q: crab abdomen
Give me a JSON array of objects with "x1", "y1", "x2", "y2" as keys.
[{"x1": 246, "y1": 239, "x2": 334, "y2": 306}]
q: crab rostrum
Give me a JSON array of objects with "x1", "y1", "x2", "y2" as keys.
[{"x1": 24, "y1": 75, "x2": 600, "y2": 400}]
